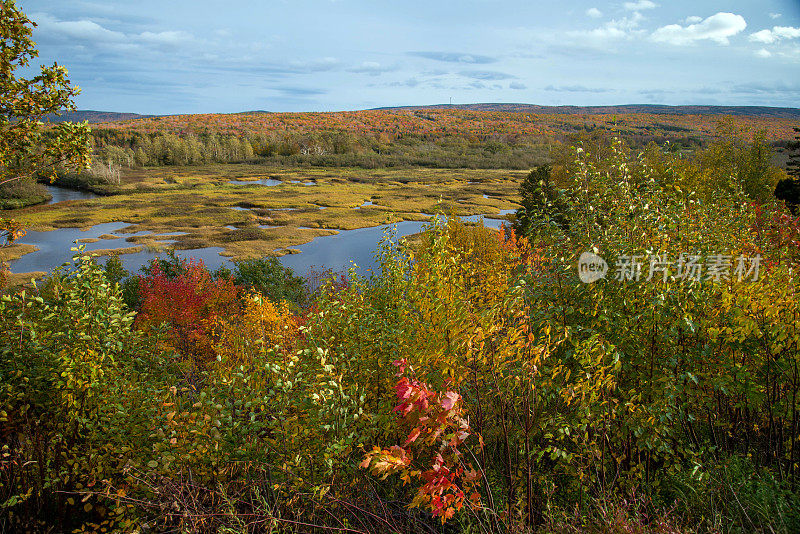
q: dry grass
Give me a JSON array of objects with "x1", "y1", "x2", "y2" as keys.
[
  {"x1": 3, "y1": 271, "x2": 46, "y2": 288},
  {"x1": 0, "y1": 244, "x2": 39, "y2": 262},
  {"x1": 89, "y1": 245, "x2": 145, "y2": 257}
]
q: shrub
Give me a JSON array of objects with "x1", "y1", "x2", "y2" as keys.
[
  {"x1": 102, "y1": 253, "x2": 128, "y2": 286},
  {"x1": 0, "y1": 249, "x2": 172, "y2": 530},
  {"x1": 233, "y1": 256, "x2": 307, "y2": 306},
  {"x1": 0, "y1": 177, "x2": 49, "y2": 209},
  {"x1": 135, "y1": 257, "x2": 241, "y2": 368}
]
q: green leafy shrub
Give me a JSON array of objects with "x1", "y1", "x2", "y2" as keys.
[
  {"x1": 233, "y1": 256, "x2": 307, "y2": 306},
  {"x1": 0, "y1": 249, "x2": 175, "y2": 530},
  {"x1": 0, "y1": 178, "x2": 50, "y2": 209}
]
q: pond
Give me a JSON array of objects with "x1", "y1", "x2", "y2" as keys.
[
  {"x1": 227, "y1": 178, "x2": 282, "y2": 186},
  {"x1": 278, "y1": 211, "x2": 515, "y2": 276},
  {"x1": 7, "y1": 220, "x2": 425, "y2": 277},
  {"x1": 44, "y1": 185, "x2": 97, "y2": 204},
  {"x1": 461, "y1": 209, "x2": 515, "y2": 230}
]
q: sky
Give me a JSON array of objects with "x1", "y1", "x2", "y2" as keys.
[{"x1": 16, "y1": 0, "x2": 800, "y2": 114}]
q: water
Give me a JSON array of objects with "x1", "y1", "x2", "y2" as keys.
[
  {"x1": 7, "y1": 222, "x2": 223, "y2": 275},
  {"x1": 11, "y1": 222, "x2": 145, "y2": 273},
  {"x1": 462, "y1": 215, "x2": 505, "y2": 230},
  {"x1": 278, "y1": 212, "x2": 514, "y2": 274},
  {"x1": 278, "y1": 221, "x2": 431, "y2": 276},
  {"x1": 10, "y1": 216, "x2": 512, "y2": 277},
  {"x1": 227, "y1": 178, "x2": 282, "y2": 186},
  {"x1": 44, "y1": 185, "x2": 97, "y2": 204}
]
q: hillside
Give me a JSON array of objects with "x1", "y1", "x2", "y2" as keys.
[
  {"x1": 43, "y1": 110, "x2": 153, "y2": 123},
  {"x1": 53, "y1": 104, "x2": 800, "y2": 128},
  {"x1": 92, "y1": 107, "x2": 799, "y2": 144},
  {"x1": 374, "y1": 103, "x2": 800, "y2": 118}
]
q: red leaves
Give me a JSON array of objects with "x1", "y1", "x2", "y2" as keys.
[
  {"x1": 749, "y1": 203, "x2": 800, "y2": 266},
  {"x1": 361, "y1": 358, "x2": 482, "y2": 522},
  {"x1": 99, "y1": 109, "x2": 796, "y2": 149},
  {"x1": 403, "y1": 427, "x2": 421, "y2": 446},
  {"x1": 392, "y1": 357, "x2": 407, "y2": 376},
  {"x1": 394, "y1": 377, "x2": 412, "y2": 401},
  {"x1": 136, "y1": 257, "x2": 241, "y2": 363},
  {"x1": 393, "y1": 376, "x2": 434, "y2": 416},
  {"x1": 440, "y1": 391, "x2": 460, "y2": 411}
]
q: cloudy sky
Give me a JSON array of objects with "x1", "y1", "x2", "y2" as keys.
[{"x1": 17, "y1": 0, "x2": 800, "y2": 114}]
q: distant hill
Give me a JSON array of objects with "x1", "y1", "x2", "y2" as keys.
[
  {"x1": 50, "y1": 105, "x2": 800, "y2": 124},
  {"x1": 374, "y1": 103, "x2": 800, "y2": 119},
  {"x1": 43, "y1": 110, "x2": 153, "y2": 123}
]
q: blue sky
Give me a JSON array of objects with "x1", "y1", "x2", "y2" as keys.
[{"x1": 18, "y1": 0, "x2": 800, "y2": 114}]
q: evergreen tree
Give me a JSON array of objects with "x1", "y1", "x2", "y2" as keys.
[
  {"x1": 775, "y1": 128, "x2": 800, "y2": 215},
  {"x1": 513, "y1": 164, "x2": 569, "y2": 237}
]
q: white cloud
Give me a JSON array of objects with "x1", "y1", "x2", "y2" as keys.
[
  {"x1": 777, "y1": 45, "x2": 800, "y2": 60},
  {"x1": 354, "y1": 61, "x2": 380, "y2": 69},
  {"x1": 749, "y1": 26, "x2": 800, "y2": 44},
  {"x1": 756, "y1": 48, "x2": 772, "y2": 58},
  {"x1": 684, "y1": 16, "x2": 702, "y2": 24},
  {"x1": 568, "y1": 12, "x2": 644, "y2": 44},
  {"x1": 586, "y1": 7, "x2": 603, "y2": 18},
  {"x1": 31, "y1": 11, "x2": 198, "y2": 53},
  {"x1": 544, "y1": 84, "x2": 613, "y2": 93},
  {"x1": 769, "y1": 13, "x2": 781, "y2": 20},
  {"x1": 347, "y1": 61, "x2": 395, "y2": 76},
  {"x1": 288, "y1": 57, "x2": 339, "y2": 72},
  {"x1": 509, "y1": 81, "x2": 527, "y2": 90},
  {"x1": 408, "y1": 51, "x2": 497, "y2": 64},
  {"x1": 32, "y1": 12, "x2": 125, "y2": 42},
  {"x1": 138, "y1": 31, "x2": 192, "y2": 46},
  {"x1": 750, "y1": 29, "x2": 776, "y2": 44},
  {"x1": 651, "y1": 12, "x2": 746, "y2": 45},
  {"x1": 623, "y1": 0, "x2": 657, "y2": 11},
  {"x1": 775, "y1": 26, "x2": 800, "y2": 39}
]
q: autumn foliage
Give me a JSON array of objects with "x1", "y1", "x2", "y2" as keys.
[
  {"x1": 2, "y1": 134, "x2": 800, "y2": 532},
  {"x1": 361, "y1": 357, "x2": 482, "y2": 522},
  {"x1": 96, "y1": 108, "x2": 796, "y2": 145},
  {"x1": 135, "y1": 258, "x2": 240, "y2": 365}
]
